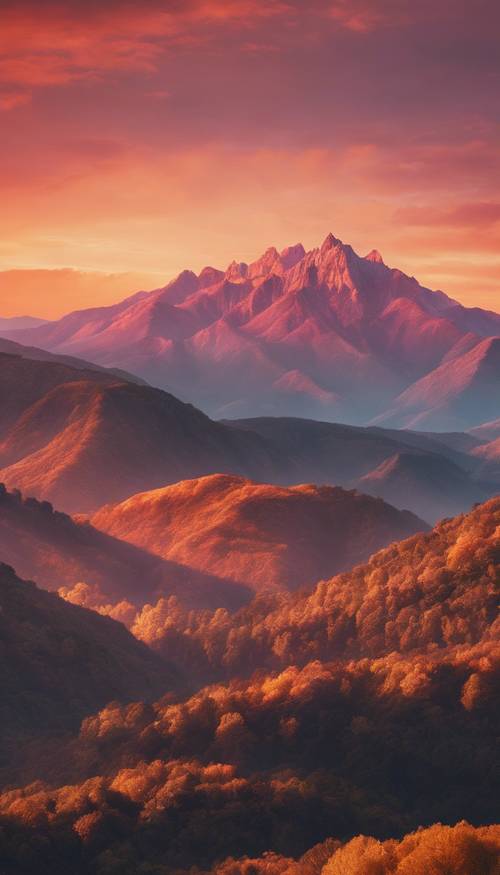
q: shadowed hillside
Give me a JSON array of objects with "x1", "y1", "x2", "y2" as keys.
[
  {"x1": 0, "y1": 564, "x2": 176, "y2": 781},
  {"x1": 0, "y1": 354, "x2": 290, "y2": 512},
  {"x1": 357, "y1": 451, "x2": 494, "y2": 523},
  {"x1": 0, "y1": 348, "x2": 495, "y2": 522}
]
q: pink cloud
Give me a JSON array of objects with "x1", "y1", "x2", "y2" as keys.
[
  {"x1": 0, "y1": 89, "x2": 32, "y2": 111},
  {"x1": 327, "y1": 0, "x2": 408, "y2": 33},
  {"x1": 0, "y1": 1, "x2": 292, "y2": 95},
  {"x1": 0, "y1": 0, "x2": 499, "y2": 318},
  {"x1": 145, "y1": 89, "x2": 171, "y2": 101},
  {"x1": 396, "y1": 202, "x2": 500, "y2": 228}
]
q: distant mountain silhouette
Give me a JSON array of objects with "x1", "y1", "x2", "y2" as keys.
[
  {"x1": 372, "y1": 336, "x2": 500, "y2": 430},
  {"x1": 470, "y1": 417, "x2": 500, "y2": 442},
  {"x1": 0, "y1": 316, "x2": 47, "y2": 331},
  {"x1": 225, "y1": 416, "x2": 480, "y2": 478},
  {"x1": 471, "y1": 435, "x2": 500, "y2": 483},
  {"x1": 356, "y1": 450, "x2": 495, "y2": 523},
  {"x1": 0, "y1": 335, "x2": 146, "y2": 386},
  {"x1": 5, "y1": 232, "x2": 500, "y2": 428}
]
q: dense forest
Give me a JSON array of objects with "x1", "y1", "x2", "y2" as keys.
[
  {"x1": 65, "y1": 497, "x2": 499, "y2": 685},
  {"x1": 0, "y1": 499, "x2": 497, "y2": 873}
]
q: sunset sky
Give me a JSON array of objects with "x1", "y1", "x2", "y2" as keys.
[{"x1": 1, "y1": 0, "x2": 499, "y2": 317}]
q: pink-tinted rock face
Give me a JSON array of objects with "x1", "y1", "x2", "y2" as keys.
[
  {"x1": 372, "y1": 336, "x2": 500, "y2": 431},
  {"x1": 4, "y1": 232, "x2": 500, "y2": 427}
]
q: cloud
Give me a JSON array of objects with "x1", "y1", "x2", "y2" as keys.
[
  {"x1": 0, "y1": 0, "x2": 292, "y2": 99},
  {"x1": 327, "y1": 0, "x2": 407, "y2": 33},
  {"x1": 1, "y1": 138, "x2": 500, "y2": 314},
  {"x1": 1, "y1": 0, "x2": 499, "y2": 317},
  {"x1": 0, "y1": 89, "x2": 32, "y2": 110},
  {"x1": 395, "y1": 202, "x2": 500, "y2": 229}
]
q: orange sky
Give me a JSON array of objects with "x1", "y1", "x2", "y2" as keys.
[{"x1": 0, "y1": 0, "x2": 499, "y2": 317}]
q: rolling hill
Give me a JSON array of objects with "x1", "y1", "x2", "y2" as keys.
[
  {"x1": 0, "y1": 352, "x2": 290, "y2": 513},
  {"x1": 0, "y1": 343, "x2": 495, "y2": 524},
  {"x1": 225, "y1": 416, "x2": 494, "y2": 522},
  {"x1": 90, "y1": 474, "x2": 427, "y2": 593},
  {"x1": 0, "y1": 483, "x2": 252, "y2": 610}
]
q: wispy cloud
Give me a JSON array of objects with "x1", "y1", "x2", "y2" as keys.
[
  {"x1": 327, "y1": 0, "x2": 408, "y2": 33},
  {"x1": 0, "y1": 89, "x2": 32, "y2": 111},
  {"x1": 396, "y1": 202, "x2": 500, "y2": 228},
  {"x1": 0, "y1": 1, "x2": 292, "y2": 98}
]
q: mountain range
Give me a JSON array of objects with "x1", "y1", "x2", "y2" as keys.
[
  {"x1": 4, "y1": 233, "x2": 500, "y2": 430},
  {"x1": 0, "y1": 327, "x2": 497, "y2": 874},
  {"x1": 0, "y1": 344, "x2": 496, "y2": 522},
  {"x1": 0, "y1": 316, "x2": 47, "y2": 331}
]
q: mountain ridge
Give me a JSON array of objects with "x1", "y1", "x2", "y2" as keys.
[
  {"x1": 0, "y1": 345, "x2": 495, "y2": 522},
  {"x1": 4, "y1": 232, "x2": 500, "y2": 428}
]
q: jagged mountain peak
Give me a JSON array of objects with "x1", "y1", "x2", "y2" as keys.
[
  {"x1": 365, "y1": 248, "x2": 384, "y2": 263},
  {"x1": 2, "y1": 230, "x2": 499, "y2": 426},
  {"x1": 157, "y1": 268, "x2": 199, "y2": 305},
  {"x1": 248, "y1": 246, "x2": 281, "y2": 279},
  {"x1": 225, "y1": 259, "x2": 249, "y2": 281},
  {"x1": 320, "y1": 231, "x2": 344, "y2": 252},
  {"x1": 198, "y1": 265, "x2": 224, "y2": 287},
  {"x1": 280, "y1": 242, "x2": 305, "y2": 269}
]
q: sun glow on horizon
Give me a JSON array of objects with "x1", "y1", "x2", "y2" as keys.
[{"x1": 0, "y1": 0, "x2": 499, "y2": 317}]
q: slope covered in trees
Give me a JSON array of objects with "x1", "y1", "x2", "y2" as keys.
[
  {"x1": 0, "y1": 564, "x2": 175, "y2": 783},
  {"x1": 0, "y1": 500, "x2": 497, "y2": 872},
  {"x1": 197, "y1": 824, "x2": 500, "y2": 875},
  {"x1": 0, "y1": 637, "x2": 497, "y2": 871},
  {"x1": 127, "y1": 497, "x2": 500, "y2": 683}
]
